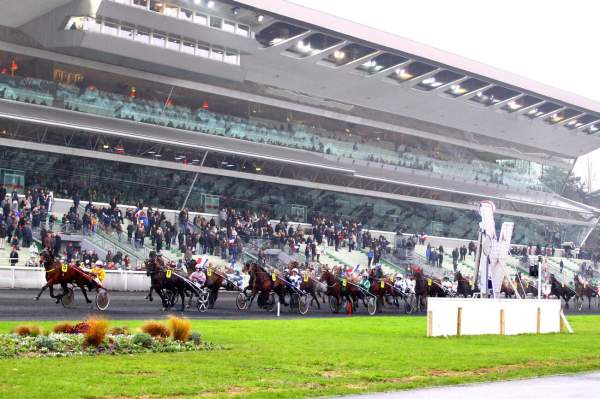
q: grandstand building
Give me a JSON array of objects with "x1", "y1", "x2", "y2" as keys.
[{"x1": 0, "y1": 0, "x2": 598, "y2": 246}]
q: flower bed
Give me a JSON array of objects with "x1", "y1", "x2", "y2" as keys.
[{"x1": 1, "y1": 318, "x2": 222, "y2": 359}]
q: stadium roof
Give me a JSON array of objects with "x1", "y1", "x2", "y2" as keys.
[{"x1": 1, "y1": 0, "x2": 600, "y2": 159}]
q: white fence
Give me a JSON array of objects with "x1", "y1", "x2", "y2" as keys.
[
  {"x1": 0, "y1": 266, "x2": 150, "y2": 291},
  {"x1": 427, "y1": 298, "x2": 562, "y2": 337}
]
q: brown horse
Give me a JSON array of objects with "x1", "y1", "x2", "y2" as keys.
[
  {"x1": 574, "y1": 275, "x2": 595, "y2": 310},
  {"x1": 299, "y1": 271, "x2": 323, "y2": 309},
  {"x1": 243, "y1": 262, "x2": 287, "y2": 310},
  {"x1": 549, "y1": 274, "x2": 575, "y2": 309},
  {"x1": 319, "y1": 269, "x2": 364, "y2": 313},
  {"x1": 500, "y1": 277, "x2": 517, "y2": 298},
  {"x1": 413, "y1": 269, "x2": 445, "y2": 312},
  {"x1": 368, "y1": 271, "x2": 394, "y2": 313},
  {"x1": 454, "y1": 271, "x2": 475, "y2": 298},
  {"x1": 203, "y1": 266, "x2": 225, "y2": 309},
  {"x1": 35, "y1": 251, "x2": 98, "y2": 304}
]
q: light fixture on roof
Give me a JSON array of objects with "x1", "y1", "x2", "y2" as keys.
[
  {"x1": 147, "y1": 150, "x2": 156, "y2": 154},
  {"x1": 506, "y1": 100, "x2": 522, "y2": 111},
  {"x1": 255, "y1": 167, "x2": 262, "y2": 171},
  {"x1": 232, "y1": 7, "x2": 240, "y2": 15},
  {"x1": 422, "y1": 77, "x2": 442, "y2": 88},
  {"x1": 153, "y1": 153, "x2": 162, "y2": 158},
  {"x1": 194, "y1": 0, "x2": 201, "y2": 4},
  {"x1": 450, "y1": 84, "x2": 467, "y2": 95},
  {"x1": 395, "y1": 68, "x2": 413, "y2": 80},
  {"x1": 257, "y1": 14, "x2": 264, "y2": 23},
  {"x1": 207, "y1": 0, "x2": 215, "y2": 8},
  {"x1": 567, "y1": 120, "x2": 577, "y2": 126},
  {"x1": 297, "y1": 40, "x2": 312, "y2": 53},
  {"x1": 102, "y1": 144, "x2": 109, "y2": 149},
  {"x1": 550, "y1": 114, "x2": 563, "y2": 123},
  {"x1": 590, "y1": 126, "x2": 599, "y2": 132},
  {"x1": 333, "y1": 50, "x2": 345, "y2": 60},
  {"x1": 528, "y1": 108, "x2": 538, "y2": 115}
]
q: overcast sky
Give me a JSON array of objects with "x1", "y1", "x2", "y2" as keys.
[{"x1": 290, "y1": 0, "x2": 599, "y2": 191}]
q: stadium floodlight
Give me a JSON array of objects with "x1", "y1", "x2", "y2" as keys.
[
  {"x1": 395, "y1": 68, "x2": 413, "y2": 80},
  {"x1": 450, "y1": 84, "x2": 467, "y2": 95},
  {"x1": 506, "y1": 100, "x2": 521, "y2": 111},
  {"x1": 333, "y1": 50, "x2": 345, "y2": 60},
  {"x1": 256, "y1": 14, "x2": 264, "y2": 22},
  {"x1": 207, "y1": 0, "x2": 215, "y2": 8}
]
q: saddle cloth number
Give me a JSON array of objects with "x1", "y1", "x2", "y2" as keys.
[
  {"x1": 342, "y1": 279, "x2": 347, "y2": 288},
  {"x1": 427, "y1": 278, "x2": 432, "y2": 287},
  {"x1": 271, "y1": 273, "x2": 276, "y2": 282},
  {"x1": 207, "y1": 269, "x2": 212, "y2": 277},
  {"x1": 525, "y1": 282, "x2": 529, "y2": 288},
  {"x1": 61, "y1": 264, "x2": 68, "y2": 273},
  {"x1": 166, "y1": 269, "x2": 172, "y2": 279},
  {"x1": 303, "y1": 274, "x2": 308, "y2": 283},
  {"x1": 380, "y1": 281, "x2": 385, "y2": 288}
]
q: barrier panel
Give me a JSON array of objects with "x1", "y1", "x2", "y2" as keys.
[
  {"x1": 427, "y1": 298, "x2": 562, "y2": 337},
  {"x1": 0, "y1": 267, "x2": 149, "y2": 291}
]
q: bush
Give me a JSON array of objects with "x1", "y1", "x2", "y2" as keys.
[
  {"x1": 141, "y1": 321, "x2": 169, "y2": 339},
  {"x1": 13, "y1": 325, "x2": 43, "y2": 337},
  {"x1": 73, "y1": 322, "x2": 90, "y2": 334},
  {"x1": 83, "y1": 318, "x2": 109, "y2": 348},
  {"x1": 53, "y1": 322, "x2": 74, "y2": 334},
  {"x1": 34, "y1": 336, "x2": 55, "y2": 351},
  {"x1": 189, "y1": 331, "x2": 202, "y2": 345},
  {"x1": 132, "y1": 333, "x2": 153, "y2": 348},
  {"x1": 167, "y1": 316, "x2": 191, "y2": 342},
  {"x1": 109, "y1": 326, "x2": 131, "y2": 335}
]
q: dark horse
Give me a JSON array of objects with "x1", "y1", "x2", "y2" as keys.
[
  {"x1": 35, "y1": 251, "x2": 97, "y2": 303},
  {"x1": 299, "y1": 271, "x2": 323, "y2": 309},
  {"x1": 574, "y1": 275, "x2": 595, "y2": 310},
  {"x1": 145, "y1": 257, "x2": 186, "y2": 311},
  {"x1": 549, "y1": 274, "x2": 575, "y2": 309},
  {"x1": 454, "y1": 271, "x2": 476, "y2": 298},
  {"x1": 319, "y1": 269, "x2": 365, "y2": 313},
  {"x1": 243, "y1": 262, "x2": 287, "y2": 310},
  {"x1": 413, "y1": 269, "x2": 445, "y2": 312}
]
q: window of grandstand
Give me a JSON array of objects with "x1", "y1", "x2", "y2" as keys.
[
  {"x1": 414, "y1": 70, "x2": 464, "y2": 91},
  {"x1": 321, "y1": 43, "x2": 377, "y2": 67},
  {"x1": 355, "y1": 53, "x2": 408, "y2": 75},
  {"x1": 109, "y1": 0, "x2": 252, "y2": 37},
  {"x1": 444, "y1": 78, "x2": 488, "y2": 97},
  {"x1": 285, "y1": 33, "x2": 343, "y2": 58},
  {"x1": 566, "y1": 115, "x2": 599, "y2": 130},
  {"x1": 544, "y1": 108, "x2": 582, "y2": 125},
  {"x1": 64, "y1": 16, "x2": 241, "y2": 65},
  {"x1": 524, "y1": 102, "x2": 561, "y2": 119},
  {"x1": 256, "y1": 22, "x2": 308, "y2": 47},
  {"x1": 501, "y1": 95, "x2": 542, "y2": 113},
  {"x1": 470, "y1": 86, "x2": 520, "y2": 106},
  {"x1": 388, "y1": 61, "x2": 436, "y2": 83},
  {"x1": 585, "y1": 123, "x2": 600, "y2": 135}
]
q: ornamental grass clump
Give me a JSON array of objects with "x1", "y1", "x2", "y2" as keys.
[
  {"x1": 83, "y1": 318, "x2": 109, "y2": 348},
  {"x1": 52, "y1": 322, "x2": 74, "y2": 334},
  {"x1": 13, "y1": 325, "x2": 43, "y2": 337},
  {"x1": 167, "y1": 316, "x2": 191, "y2": 342},
  {"x1": 109, "y1": 326, "x2": 131, "y2": 335},
  {"x1": 141, "y1": 321, "x2": 169, "y2": 339}
]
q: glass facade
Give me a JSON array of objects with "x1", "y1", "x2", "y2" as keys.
[
  {"x1": 0, "y1": 146, "x2": 590, "y2": 246},
  {"x1": 0, "y1": 51, "x2": 570, "y2": 195}
]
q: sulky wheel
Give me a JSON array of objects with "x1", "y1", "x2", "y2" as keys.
[
  {"x1": 235, "y1": 292, "x2": 248, "y2": 311},
  {"x1": 95, "y1": 288, "x2": 110, "y2": 311},
  {"x1": 298, "y1": 294, "x2": 309, "y2": 315},
  {"x1": 367, "y1": 296, "x2": 377, "y2": 315}
]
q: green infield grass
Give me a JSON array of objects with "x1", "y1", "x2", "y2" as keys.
[{"x1": 1, "y1": 315, "x2": 600, "y2": 398}]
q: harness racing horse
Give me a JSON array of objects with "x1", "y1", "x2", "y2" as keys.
[
  {"x1": 413, "y1": 269, "x2": 445, "y2": 312},
  {"x1": 574, "y1": 275, "x2": 595, "y2": 310},
  {"x1": 368, "y1": 271, "x2": 394, "y2": 313},
  {"x1": 299, "y1": 271, "x2": 324, "y2": 309},
  {"x1": 203, "y1": 267, "x2": 225, "y2": 309},
  {"x1": 35, "y1": 251, "x2": 98, "y2": 304},
  {"x1": 243, "y1": 262, "x2": 287, "y2": 310},
  {"x1": 454, "y1": 271, "x2": 475, "y2": 298},
  {"x1": 500, "y1": 277, "x2": 517, "y2": 298},
  {"x1": 145, "y1": 257, "x2": 187, "y2": 311},
  {"x1": 549, "y1": 274, "x2": 574, "y2": 309},
  {"x1": 319, "y1": 269, "x2": 367, "y2": 313}
]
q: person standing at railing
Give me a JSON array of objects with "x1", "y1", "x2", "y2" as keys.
[{"x1": 9, "y1": 245, "x2": 18, "y2": 266}]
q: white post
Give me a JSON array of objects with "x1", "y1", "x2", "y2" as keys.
[
  {"x1": 123, "y1": 270, "x2": 128, "y2": 291},
  {"x1": 538, "y1": 260, "x2": 543, "y2": 300},
  {"x1": 276, "y1": 302, "x2": 280, "y2": 317},
  {"x1": 11, "y1": 267, "x2": 15, "y2": 289}
]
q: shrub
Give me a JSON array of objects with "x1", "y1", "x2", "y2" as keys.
[
  {"x1": 141, "y1": 321, "x2": 169, "y2": 339},
  {"x1": 132, "y1": 333, "x2": 153, "y2": 348},
  {"x1": 83, "y1": 318, "x2": 109, "y2": 348},
  {"x1": 34, "y1": 336, "x2": 55, "y2": 351},
  {"x1": 13, "y1": 325, "x2": 43, "y2": 337},
  {"x1": 109, "y1": 326, "x2": 131, "y2": 335},
  {"x1": 53, "y1": 322, "x2": 74, "y2": 334},
  {"x1": 167, "y1": 316, "x2": 191, "y2": 342},
  {"x1": 189, "y1": 331, "x2": 202, "y2": 345},
  {"x1": 73, "y1": 322, "x2": 90, "y2": 334}
]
